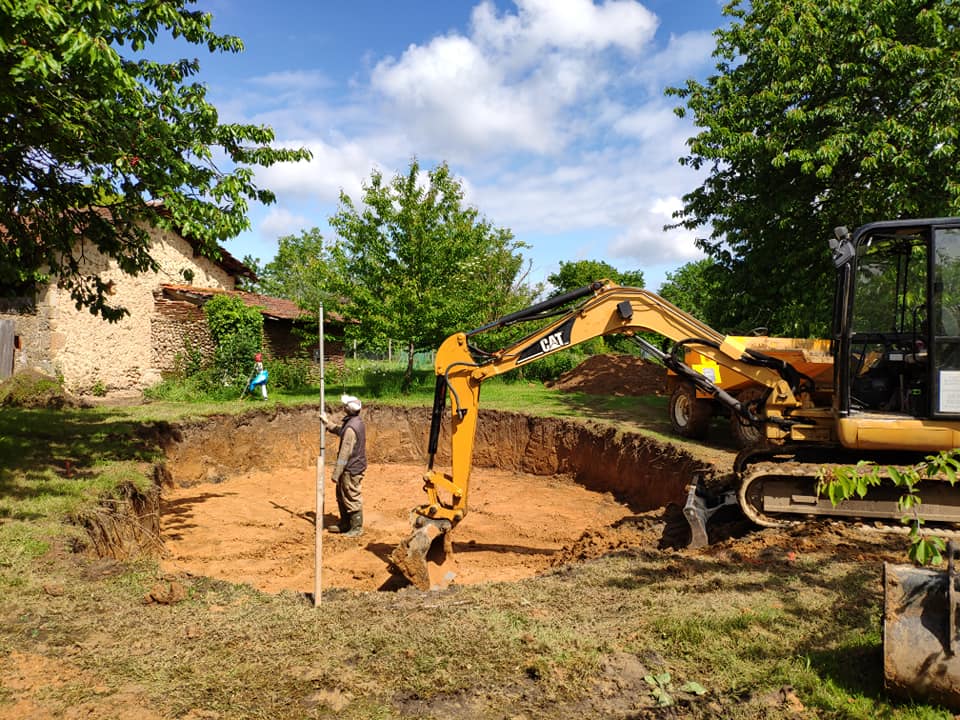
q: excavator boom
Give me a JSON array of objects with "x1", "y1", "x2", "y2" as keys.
[
  {"x1": 391, "y1": 280, "x2": 817, "y2": 588},
  {"x1": 394, "y1": 218, "x2": 960, "y2": 590}
]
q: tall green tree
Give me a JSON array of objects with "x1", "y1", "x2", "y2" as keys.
[
  {"x1": 658, "y1": 259, "x2": 725, "y2": 326},
  {"x1": 1, "y1": 1, "x2": 310, "y2": 320},
  {"x1": 328, "y1": 160, "x2": 535, "y2": 389},
  {"x1": 546, "y1": 259, "x2": 644, "y2": 297},
  {"x1": 245, "y1": 228, "x2": 336, "y2": 311},
  {"x1": 667, "y1": 0, "x2": 960, "y2": 337}
]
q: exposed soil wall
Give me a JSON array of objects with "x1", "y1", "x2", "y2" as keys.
[
  {"x1": 72, "y1": 479, "x2": 163, "y2": 560},
  {"x1": 80, "y1": 404, "x2": 711, "y2": 592},
  {"x1": 161, "y1": 404, "x2": 700, "y2": 512}
]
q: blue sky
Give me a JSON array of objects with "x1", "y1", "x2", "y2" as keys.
[{"x1": 166, "y1": 0, "x2": 728, "y2": 292}]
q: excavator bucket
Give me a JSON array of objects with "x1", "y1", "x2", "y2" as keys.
[
  {"x1": 390, "y1": 516, "x2": 453, "y2": 590},
  {"x1": 681, "y1": 479, "x2": 739, "y2": 548},
  {"x1": 882, "y1": 544, "x2": 960, "y2": 711}
]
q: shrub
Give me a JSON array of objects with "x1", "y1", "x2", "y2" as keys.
[
  {"x1": 510, "y1": 350, "x2": 582, "y2": 383},
  {"x1": 269, "y1": 358, "x2": 312, "y2": 392},
  {"x1": 0, "y1": 369, "x2": 75, "y2": 408},
  {"x1": 144, "y1": 369, "x2": 240, "y2": 402},
  {"x1": 174, "y1": 339, "x2": 205, "y2": 378},
  {"x1": 361, "y1": 365, "x2": 407, "y2": 397},
  {"x1": 203, "y1": 294, "x2": 264, "y2": 384}
]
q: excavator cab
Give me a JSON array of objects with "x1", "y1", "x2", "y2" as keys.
[{"x1": 832, "y1": 218, "x2": 960, "y2": 440}]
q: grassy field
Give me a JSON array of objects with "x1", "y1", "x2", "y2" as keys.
[{"x1": 0, "y1": 369, "x2": 956, "y2": 719}]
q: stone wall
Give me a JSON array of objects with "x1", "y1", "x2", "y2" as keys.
[
  {"x1": 0, "y1": 226, "x2": 235, "y2": 392},
  {"x1": 151, "y1": 293, "x2": 216, "y2": 374},
  {"x1": 0, "y1": 295, "x2": 49, "y2": 378}
]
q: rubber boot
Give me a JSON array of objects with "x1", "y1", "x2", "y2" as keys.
[
  {"x1": 342, "y1": 510, "x2": 363, "y2": 538},
  {"x1": 326, "y1": 499, "x2": 350, "y2": 533}
]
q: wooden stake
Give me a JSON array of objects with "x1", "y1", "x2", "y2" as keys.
[{"x1": 314, "y1": 304, "x2": 326, "y2": 607}]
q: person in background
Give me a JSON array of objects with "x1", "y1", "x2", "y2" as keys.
[
  {"x1": 319, "y1": 394, "x2": 367, "y2": 536},
  {"x1": 249, "y1": 352, "x2": 268, "y2": 399}
]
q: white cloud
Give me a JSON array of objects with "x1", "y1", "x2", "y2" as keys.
[
  {"x1": 608, "y1": 196, "x2": 704, "y2": 266},
  {"x1": 471, "y1": 0, "x2": 658, "y2": 55},
  {"x1": 628, "y1": 30, "x2": 717, "y2": 91},
  {"x1": 248, "y1": 69, "x2": 332, "y2": 91},
  {"x1": 371, "y1": 35, "x2": 558, "y2": 155},
  {"x1": 259, "y1": 207, "x2": 312, "y2": 241},
  {"x1": 369, "y1": 0, "x2": 661, "y2": 158},
  {"x1": 255, "y1": 139, "x2": 380, "y2": 202},
  {"x1": 613, "y1": 100, "x2": 683, "y2": 141}
]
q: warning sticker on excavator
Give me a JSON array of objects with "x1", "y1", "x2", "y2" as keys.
[{"x1": 692, "y1": 360, "x2": 721, "y2": 384}]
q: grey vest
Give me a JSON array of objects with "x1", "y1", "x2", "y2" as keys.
[{"x1": 341, "y1": 414, "x2": 367, "y2": 475}]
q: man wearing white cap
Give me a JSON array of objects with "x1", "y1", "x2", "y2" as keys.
[{"x1": 319, "y1": 394, "x2": 367, "y2": 536}]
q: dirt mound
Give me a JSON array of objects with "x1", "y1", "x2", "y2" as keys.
[
  {"x1": 0, "y1": 369, "x2": 86, "y2": 409},
  {"x1": 547, "y1": 354, "x2": 666, "y2": 396}
]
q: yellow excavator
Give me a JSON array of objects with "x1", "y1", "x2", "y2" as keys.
[{"x1": 391, "y1": 217, "x2": 960, "y2": 590}]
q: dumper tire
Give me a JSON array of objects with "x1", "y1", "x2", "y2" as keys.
[
  {"x1": 730, "y1": 387, "x2": 765, "y2": 449},
  {"x1": 668, "y1": 382, "x2": 712, "y2": 440}
]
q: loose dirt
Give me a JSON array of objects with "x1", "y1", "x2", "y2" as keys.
[
  {"x1": 158, "y1": 401, "x2": 705, "y2": 594},
  {"x1": 161, "y1": 462, "x2": 641, "y2": 593},
  {"x1": 153, "y1": 355, "x2": 915, "y2": 596},
  {"x1": 547, "y1": 353, "x2": 667, "y2": 396}
]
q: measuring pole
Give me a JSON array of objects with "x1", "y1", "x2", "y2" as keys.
[{"x1": 314, "y1": 304, "x2": 325, "y2": 607}]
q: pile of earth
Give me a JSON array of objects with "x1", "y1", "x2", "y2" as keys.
[
  {"x1": 0, "y1": 369, "x2": 87, "y2": 409},
  {"x1": 547, "y1": 354, "x2": 667, "y2": 396}
]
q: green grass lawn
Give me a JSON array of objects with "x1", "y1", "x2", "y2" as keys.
[{"x1": 0, "y1": 367, "x2": 955, "y2": 719}]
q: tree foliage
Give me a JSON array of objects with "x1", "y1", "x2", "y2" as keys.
[
  {"x1": 244, "y1": 228, "x2": 336, "y2": 311},
  {"x1": 203, "y1": 293, "x2": 263, "y2": 383},
  {"x1": 818, "y1": 450, "x2": 960, "y2": 565},
  {"x1": 667, "y1": 0, "x2": 960, "y2": 337},
  {"x1": 546, "y1": 259, "x2": 644, "y2": 297},
  {"x1": 657, "y1": 258, "x2": 772, "y2": 333},
  {"x1": 0, "y1": 0, "x2": 310, "y2": 320},
  {"x1": 328, "y1": 160, "x2": 536, "y2": 389}
]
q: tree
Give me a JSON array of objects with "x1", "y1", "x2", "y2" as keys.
[
  {"x1": 658, "y1": 259, "x2": 726, "y2": 327},
  {"x1": 546, "y1": 260, "x2": 644, "y2": 297},
  {"x1": 667, "y1": 0, "x2": 960, "y2": 337},
  {"x1": 1, "y1": 1, "x2": 310, "y2": 320},
  {"x1": 328, "y1": 160, "x2": 536, "y2": 390},
  {"x1": 244, "y1": 228, "x2": 336, "y2": 311}
]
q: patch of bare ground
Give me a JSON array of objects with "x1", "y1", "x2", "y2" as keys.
[
  {"x1": 0, "y1": 651, "x2": 165, "y2": 720},
  {"x1": 156, "y1": 404, "x2": 708, "y2": 593}
]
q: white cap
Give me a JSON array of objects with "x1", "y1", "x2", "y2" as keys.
[{"x1": 341, "y1": 394, "x2": 362, "y2": 413}]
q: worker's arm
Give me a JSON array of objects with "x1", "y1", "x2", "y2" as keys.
[
  {"x1": 331, "y1": 427, "x2": 356, "y2": 482},
  {"x1": 320, "y1": 412, "x2": 342, "y2": 435}
]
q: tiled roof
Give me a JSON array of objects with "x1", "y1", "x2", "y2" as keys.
[{"x1": 159, "y1": 284, "x2": 341, "y2": 322}]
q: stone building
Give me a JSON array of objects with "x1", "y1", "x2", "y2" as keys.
[{"x1": 0, "y1": 223, "x2": 342, "y2": 393}]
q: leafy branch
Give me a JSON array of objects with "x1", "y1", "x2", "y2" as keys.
[{"x1": 816, "y1": 450, "x2": 960, "y2": 565}]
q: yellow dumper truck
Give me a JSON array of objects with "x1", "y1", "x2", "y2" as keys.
[{"x1": 667, "y1": 336, "x2": 834, "y2": 448}]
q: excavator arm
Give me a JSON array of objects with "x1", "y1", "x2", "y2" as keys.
[{"x1": 391, "y1": 281, "x2": 817, "y2": 588}]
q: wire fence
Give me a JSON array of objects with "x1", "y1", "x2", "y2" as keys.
[{"x1": 342, "y1": 341, "x2": 436, "y2": 369}]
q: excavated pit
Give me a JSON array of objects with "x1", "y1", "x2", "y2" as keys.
[{"x1": 158, "y1": 404, "x2": 720, "y2": 592}]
